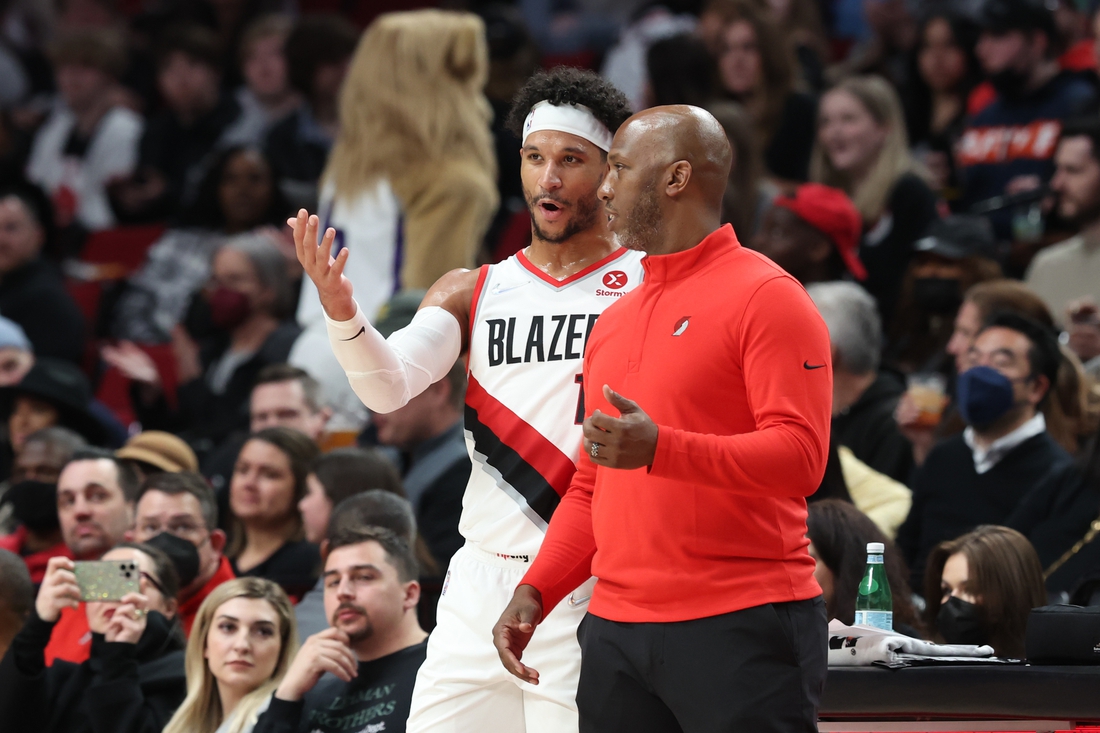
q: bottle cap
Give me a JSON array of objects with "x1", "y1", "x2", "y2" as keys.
[{"x1": 867, "y1": 542, "x2": 885, "y2": 554}]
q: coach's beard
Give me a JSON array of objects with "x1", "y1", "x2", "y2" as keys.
[
  {"x1": 333, "y1": 601, "x2": 373, "y2": 643},
  {"x1": 612, "y1": 186, "x2": 662, "y2": 253},
  {"x1": 525, "y1": 190, "x2": 601, "y2": 244}
]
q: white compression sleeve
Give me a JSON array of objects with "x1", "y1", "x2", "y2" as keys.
[{"x1": 324, "y1": 302, "x2": 462, "y2": 414}]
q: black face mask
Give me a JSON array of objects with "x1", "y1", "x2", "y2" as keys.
[
  {"x1": 913, "y1": 277, "x2": 962, "y2": 315},
  {"x1": 4, "y1": 480, "x2": 59, "y2": 534},
  {"x1": 988, "y1": 67, "x2": 1031, "y2": 101},
  {"x1": 145, "y1": 531, "x2": 201, "y2": 589},
  {"x1": 936, "y1": 596, "x2": 989, "y2": 646}
]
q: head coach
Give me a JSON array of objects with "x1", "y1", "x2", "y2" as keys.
[{"x1": 493, "y1": 105, "x2": 834, "y2": 733}]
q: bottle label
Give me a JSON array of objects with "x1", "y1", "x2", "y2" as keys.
[
  {"x1": 866, "y1": 554, "x2": 883, "y2": 564},
  {"x1": 853, "y1": 610, "x2": 893, "y2": 632}
]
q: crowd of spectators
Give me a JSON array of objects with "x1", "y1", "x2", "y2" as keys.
[{"x1": 0, "y1": 0, "x2": 1099, "y2": 728}]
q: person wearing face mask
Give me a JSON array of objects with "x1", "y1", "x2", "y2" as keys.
[
  {"x1": 105, "y1": 233, "x2": 301, "y2": 461},
  {"x1": 0, "y1": 543, "x2": 187, "y2": 733},
  {"x1": 896, "y1": 313, "x2": 1081, "y2": 591},
  {"x1": 0, "y1": 480, "x2": 72, "y2": 583},
  {"x1": 922, "y1": 525, "x2": 1047, "y2": 657},
  {"x1": 957, "y1": 0, "x2": 1097, "y2": 254},
  {"x1": 885, "y1": 215, "x2": 1003, "y2": 374}
]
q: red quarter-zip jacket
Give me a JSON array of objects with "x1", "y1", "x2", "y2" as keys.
[{"x1": 522, "y1": 225, "x2": 833, "y2": 622}]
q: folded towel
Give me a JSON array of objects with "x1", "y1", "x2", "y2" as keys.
[{"x1": 828, "y1": 619, "x2": 995, "y2": 668}]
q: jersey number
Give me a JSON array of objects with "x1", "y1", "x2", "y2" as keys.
[{"x1": 574, "y1": 373, "x2": 584, "y2": 425}]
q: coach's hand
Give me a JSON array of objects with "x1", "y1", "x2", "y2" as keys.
[
  {"x1": 583, "y1": 386, "x2": 658, "y2": 470},
  {"x1": 493, "y1": 584, "x2": 544, "y2": 685},
  {"x1": 287, "y1": 209, "x2": 357, "y2": 322}
]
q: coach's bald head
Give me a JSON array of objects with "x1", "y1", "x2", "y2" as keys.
[{"x1": 599, "y1": 105, "x2": 732, "y2": 256}]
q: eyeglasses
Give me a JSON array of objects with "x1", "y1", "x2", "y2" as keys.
[{"x1": 141, "y1": 571, "x2": 166, "y2": 597}]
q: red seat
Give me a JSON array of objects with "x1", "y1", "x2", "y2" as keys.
[{"x1": 80, "y1": 224, "x2": 166, "y2": 277}]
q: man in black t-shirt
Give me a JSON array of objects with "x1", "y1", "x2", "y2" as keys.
[{"x1": 255, "y1": 526, "x2": 427, "y2": 733}]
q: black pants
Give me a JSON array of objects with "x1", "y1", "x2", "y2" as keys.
[{"x1": 576, "y1": 597, "x2": 828, "y2": 733}]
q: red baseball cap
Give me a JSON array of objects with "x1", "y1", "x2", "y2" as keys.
[{"x1": 772, "y1": 183, "x2": 867, "y2": 281}]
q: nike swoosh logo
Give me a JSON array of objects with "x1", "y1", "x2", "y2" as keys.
[
  {"x1": 339, "y1": 326, "x2": 366, "y2": 342},
  {"x1": 492, "y1": 281, "x2": 529, "y2": 295},
  {"x1": 803, "y1": 361, "x2": 826, "y2": 370}
]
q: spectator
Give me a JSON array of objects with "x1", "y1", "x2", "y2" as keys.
[
  {"x1": 296, "y1": 489, "x2": 429, "y2": 638},
  {"x1": 289, "y1": 11, "x2": 497, "y2": 433},
  {"x1": 106, "y1": 233, "x2": 301, "y2": 457},
  {"x1": 707, "y1": 101, "x2": 777, "y2": 241},
  {"x1": 202, "y1": 363, "x2": 331, "y2": 500},
  {"x1": 253, "y1": 526, "x2": 427, "y2": 733},
  {"x1": 808, "y1": 282, "x2": 914, "y2": 486},
  {"x1": 643, "y1": 34, "x2": 715, "y2": 109},
  {"x1": 110, "y1": 24, "x2": 244, "y2": 222},
  {"x1": 806, "y1": 499, "x2": 923, "y2": 635},
  {"x1": 906, "y1": 9, "x2": 982, "y2": 202},
  {"x1": 117, "y1": 430, "x2": 199, "y2": 480},
  {"x1": 811, "y1": 75, "x2": 939, "y2": 327},
  {"x1": 45, "y1": 449, "x2": 141, "y2": 664},
  {"x1": 715, "y1": 0, "x2": 817, "y2": 182},
  {"x1": 162, "y1": 577, "x2": 298, "y2": 733},
  {"x1": 956, "y1": 0, "x2": 1096, "y2": 253},
  {"x1": 3, "y1": 359, "x2": 112, "y2": 482},
  {"x1": 831, "y1": 446, "x2": 915, "y2": 540},
  {"x1": 0, "y1": 316, "x2": 32, "y2": 387},
  {"x1": 885, "y1": 215, "x2": 1003, "y2": 374},
  {"x1": 0, "y1": 185, "x2": 86, "y2": 364},
  {"x1": 0, "y1": 480, "x2": 71, "y2": 583},
  {"x1": 0, "y1": 548, "x2": 32, "y2": 658},
  {"x1": 369, "y1": 290, "x2": 471, "y2": 573},
  {"x1": 758, "y1": 0, "x2": 829, "y2": 91},
  {"x1": 298, "y1": 448, "x2": 403, "y2": 546},
  {"x1": 226, "y1": 15, "x2": 302, "y2": 149},
  {"x1": 0, "y1": 426, "x2": 86, "y2": 534},
  {"x1": 0, "y1": 543, "x2": 186, "y2": 733},
  {"x1": 751, "y1": 182, "x2": 867, "y2": 286},
  {"x1": 923, "y1": 525, "x2": 1046, "y2": 657},
  {"x1": 1044, "y1": 424, "x2": 1100, "y2": 600},
  {"x1": 1064, "y1": 299, "x2": 1100, "y2": 379},
  {"x1": 896, "y1": 314, "x2": 1080, "y2": 589},
  {"x1": 133, "y1": 472, "x2": 236, "y2": 635},
  {"x1": 228, "y1": 427, "x2": 320, "y2": 601},
  {"x1": 1025, "y1": 118, "x2": 1100, "y2": 324},
  {"x1": 112, "y1": 145, "x2": 292, "y2": 343},
  {"x1": 264, "y1": 14, "x2": 359, "y2": 211},
  {"x1": 26, "y1": 28, "x2": 141, "y2": 233},
  {"x1": 896, "y1": 279, "x2": 1058, "y2": 465}
]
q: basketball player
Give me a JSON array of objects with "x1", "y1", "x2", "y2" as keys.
[{"x1": 289, "y1": 69, "x2": 636, "y2": 733}]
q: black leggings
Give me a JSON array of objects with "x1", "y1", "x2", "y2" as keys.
[{"x1": 576, "y1": 598, "x2": 828, "y2": 733}]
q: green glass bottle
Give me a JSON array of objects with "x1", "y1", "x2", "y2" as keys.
[{"x1": 854, "y1": 542, "x2": 893, "y2": 631}]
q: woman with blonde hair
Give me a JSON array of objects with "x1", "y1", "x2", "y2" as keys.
[
  {"x1": 812, "y1": 75, "x2": 938, "y2": 326},
  {"x1": 290, "y1": 9, "x2": 498, "y2": 429},
  {"x1": 163, "y1": 577, "x2": 299, "y2": 733}
]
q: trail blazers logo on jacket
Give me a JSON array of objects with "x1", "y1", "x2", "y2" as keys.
[
  {"x1": 672, "y1": 317, "x2": 690, "y2": 336},
  {"x1": 956, "y1": 120, "x2": 1062, "y2": 166}
]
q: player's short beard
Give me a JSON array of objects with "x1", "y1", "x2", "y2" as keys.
[
  {"x1": 525, "y1": 189, "x2": 602, "y2": 244},
  {"x1": 613, "y1": 186, "x2": 663, "y2": 252},
  {"x1": 333, "y1": 602, "x2": 373, "y2": 643}
]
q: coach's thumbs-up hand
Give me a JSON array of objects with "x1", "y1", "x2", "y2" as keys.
[
  {"x1": 493, "y1": 584, "x2": 544, "y2": 685},
  {"x1": 582, "y1": 385, "x2": 658, "y2": 470}
]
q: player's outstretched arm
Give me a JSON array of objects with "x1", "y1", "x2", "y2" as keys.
[{"x1": 288, "y1": 209, "x2": 356, "y2": 322}]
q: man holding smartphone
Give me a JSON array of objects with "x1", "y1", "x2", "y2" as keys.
[{"x1": 45, "y1": 449, "x2": 142, "y2": 664}]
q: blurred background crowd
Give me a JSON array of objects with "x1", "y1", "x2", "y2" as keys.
[{"x1": 0, "y1": 0, "x2": 1098, "y2": 710}]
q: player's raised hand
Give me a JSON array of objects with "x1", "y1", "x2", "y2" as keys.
[
  {"x1": 287, "y1": 209, "x2": 356, "y2": 321},
  {"x1": 583, "y1": 385, "x2": 658, "y2": 470},
  {"x1": 493, "y1": 584, "x2": 544, "y2": 685}
]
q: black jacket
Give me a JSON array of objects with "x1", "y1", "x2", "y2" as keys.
[
  {"x1": 0, "y1": 609, "x2": 186, "y2": 733},
  {"x1": 0, "y1": 258, "x2": 86, "y2": 364},
  {"x1": 832, "y1": 371, "x2": 914, "y2": 486}
]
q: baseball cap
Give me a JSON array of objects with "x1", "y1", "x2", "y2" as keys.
[
  {"x1": 914, "y1": 216, "x2": 998, "y2": 261},
  {"x1": 117, "y1": 431, "x2": 199, "y2": 473},
  {"x1": 374, "y1": 290, "x2": 429, "y2": 338},
  {"x1": 978, "y1": 0, "x2": 1057, "y2": 38},
  {"x1": 772, "y1": 183, "x2": 867, "y2": 281}
]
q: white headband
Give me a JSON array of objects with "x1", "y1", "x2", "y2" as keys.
[{"x1": 522, "y1": 100, "x2": 613, "y2": 152}]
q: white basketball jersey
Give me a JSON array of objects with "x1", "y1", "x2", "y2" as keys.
[{"x1": 461, "y1": 247, "x2": 645, "y2": 559}]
